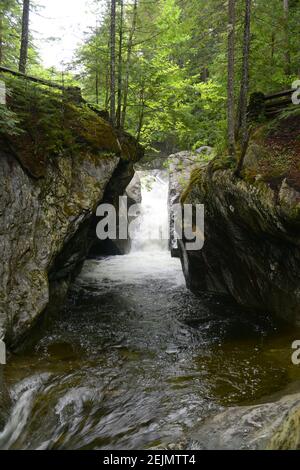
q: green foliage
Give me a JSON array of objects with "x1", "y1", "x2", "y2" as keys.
[
  {"x1": 75, "y1": 0, "x2": 300, "y2": 155},
  {"x1": 0, "y1": 0, "x2": 39, "y2": 70},
  {"x1": 2, "y1": 0, "x2": 300, "y2": 160}
]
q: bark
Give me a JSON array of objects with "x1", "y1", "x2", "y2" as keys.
[
  {"x1": 110, "y1": 0, "x2": 116, "y2": 124},
  {"x1": 227, "y1": 0, "x2": 236, "y2": 156},
  {"x1": 19, "y1": 0, "x2": 30, "y2": 74},
  {"x1": 235, "y1": 0, "x2": 252, "y2": 177},
  {"x1": 0, "y1": 13, "x2": 3, "y2": 65},
  {"x1": 283, "y1": 0, "x2": 291, "y2": 76},
  {"x1": 105, "y1": 37, "x2": 110, "y2": 111},
  {"x1": 121, "y1": 0, "x2": 138, "y2": 129},
  {"x1": 116, "y1": 0, "x2": 124, "y2": 128}
]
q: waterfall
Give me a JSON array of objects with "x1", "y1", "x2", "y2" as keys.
[{"x1": 131, "y1": 171, "x2": 169, "y2": 253}]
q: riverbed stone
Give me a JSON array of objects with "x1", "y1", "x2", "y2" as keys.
[{"x1": 189, "y1": 392, "x2": 300, "y2": 450}]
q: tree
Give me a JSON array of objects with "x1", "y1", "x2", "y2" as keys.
[
  {"x1": 19, "y1": 0, "x2": 30, "y2": 73},
  {"x1": 235, "y1": 0, "x2": 252, "y2": 176},
  {"x1": 110, "y1": 0, "x2": 116, "y2": 124},
  {"x1": 236, "y1": 0, "x2": 251, "y2": 139},
  {"x1": 227, "y1": 0, "x2": 236, "y2": 156},
  {"x1": 0, "y1": 0, "x2": 22, "y2": 67},
  {"x1": 116, "y1": 0, "x2": 124, "y2": 128},
  {"x1": 75, "y1": 0, "x2": 300, "y2": 153},
  {"x1": 121, "y1": 0, "x2": 138, "y2": 129}
]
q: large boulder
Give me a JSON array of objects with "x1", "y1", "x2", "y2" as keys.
[
  {"x1": 0, "y1": 122, "x2": 143, "y2": 346},
  {"x1": 168, "y1": 151, "x2": 207, "y2": 257},
  {"x1": 0, "y1": 148, "x2": 118, "y2": 345},
  {"x1": 179, "y1": 166, "x2": 300, "y2": 324}
]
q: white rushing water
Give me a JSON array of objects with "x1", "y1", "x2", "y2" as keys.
[
  {"x1": 79, "y1": 169, "x2": 185, "y2": 290},
  {"x1": 131, "y1": 171, "x2": 169, "y2": 253}
]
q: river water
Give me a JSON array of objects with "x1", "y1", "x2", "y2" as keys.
[{"x1": 1, "y1": 173, "x2": 300, "y2": 450}]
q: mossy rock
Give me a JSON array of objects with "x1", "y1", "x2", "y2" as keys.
[{"x1": 0, "y1": 78, "x2": 143, "y2": 179}]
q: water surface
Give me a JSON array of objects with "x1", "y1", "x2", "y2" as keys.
[{"x1": 2, "y1": 251, "x2": 300, "y2": 450}]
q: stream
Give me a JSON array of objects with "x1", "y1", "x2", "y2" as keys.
[{"x1": 1, "y1": 172, "x2": 300, "y2": 450}]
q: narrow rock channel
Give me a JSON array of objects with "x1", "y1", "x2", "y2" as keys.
[{"x1": 2, "y1": 173, "x2": 300, "y2": 450}]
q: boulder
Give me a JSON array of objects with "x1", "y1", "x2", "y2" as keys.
[
  {"x1": 0, "y1": 122, "x2": 143, "y2": 346},
  {"x1": 179, "y1": 166, "x2": 300, "y2": 324},
  {"x1": 168, "y1": 151, "x2": 207, "y2": 257}
]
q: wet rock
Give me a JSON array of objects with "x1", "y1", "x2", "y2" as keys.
[
  {"x1": 0, "y1": 149, "x2": 119, "y2": 346},
  {"x1": 179, "y1": 167, "x2": 300, "y2": 324},
  {"x1": 126, "y1": 172, "x2": 142, "y2": 206},
  {"x1": 135, "y1": 155, "x2": 167, "y2": 171},
  {"x1": 0, "y1": 129, "x2": 143, "y2": 345}
]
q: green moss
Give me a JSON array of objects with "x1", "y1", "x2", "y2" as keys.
[
  {"x1": 267, "y1": 407, "x2": 300, "y2": 450},
  {"x1": 0, "y1": 74, "x2": 143, "y2": 178}
]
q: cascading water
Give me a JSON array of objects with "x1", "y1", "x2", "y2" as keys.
[
  {"x1": 2, "y1": 171, "x2": 300, "y2": 450},
  {"x1": 131, "y1": 170, "x2": 169, "y2": 253}
]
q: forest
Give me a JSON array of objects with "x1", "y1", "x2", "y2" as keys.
[{"x1": 1, "y1": 0, "x2": 300, "y2": 157}]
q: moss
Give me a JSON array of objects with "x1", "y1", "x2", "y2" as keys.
[
  {"x1": 242, "y1": 113, "x2": 300, "y2": 191},
  {"x1": 181, "y1": 168, "x2": 204, "y2": 203},
  {"x1": 209, "y1": 154, "x2": 236, "y2": 173},
  {"x1": 267, "y1": 408, "x2": 300, "y2": 450},
  {"x1": 0, "y1": 75, "x2": 143, "y2": 178}
]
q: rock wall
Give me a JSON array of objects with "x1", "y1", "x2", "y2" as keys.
[
  {"x1": 189, "y1": 391, "x2": 300, "y2": 450},
  {"x1": 0, "y1": 149, "x2": 118, "y2": 345},
  {"x1": 0, "y1": 133, "x2": 142, "y2": 346},
  {"x1": 88, "y1": 164, "x2": 142, "y2": 256},
  {"x1": 179, "y1": 166, "x2": 300, "y2": 324},
  {"x1": 168, "y1": 151, "x2": 206, "y2": 257}
]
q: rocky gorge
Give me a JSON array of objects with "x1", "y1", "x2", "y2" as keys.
[
  {"x1": 178, "y1": 120, "x2": 300, "y2": 325},
  {"x1": 1, "y1": 87, "x2": 300, "y2": 449},
  {"x1": 0, "y1": 107, "x2": 143, "y2": 346}
]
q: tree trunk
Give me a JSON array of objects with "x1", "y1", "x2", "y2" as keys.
[
  {"x1": 19, "y1": 0, "x2": 30, "y2": 74},
  {"x1": 227, "y1": 0, "x2": 236, "y2": 156},
  {"x1": 110, "y1": 0, "x2": 116, "y2": 124},
  {"x1": 105, "y1": 37, "x2": 110, "y2": 111},
  {"x1": 235, "y1": 0, "x2": 252, "y2": 176},
  {"x1": 271, "y1": 32, "x2": 275, "y2": 65},
  {"x1": 116, "y1": 0, "x2": 124, "y2": 128},
  {"x1": 136, "y1": 83, "x2": 145, "y2": 143},
  {"x1": 235, "y1": 0, "x2": 251, "y2": 139},
  {"x1": 95, "y1": 69, "x2": 99, "y2": 105},
  {"x1": 0, "y1": 11, "x2": 3, "y2": 65},
  {"x1": 121, "y1": 0, "x2": 138, "y2": 129},
  {"x1": 283, "y1": 0, "x2": 291, "y2": 76}
]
